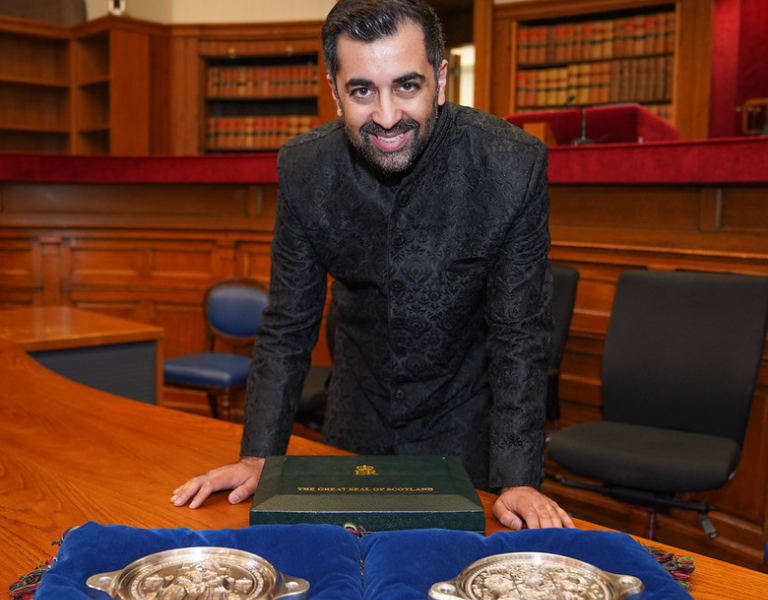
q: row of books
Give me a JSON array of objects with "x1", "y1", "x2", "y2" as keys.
[
  {"x1": 515, "y1": 56, "x2": 673, "y2": 109},
  {"x1": 517, "y1": 11, "x2": 675, "y2": 65},
  {"x1": 206, "y1": 115, "x2": 320, "y2": 150},
  {"x1": 206, "y1": 65, "x2": 320, "y2": 99}
]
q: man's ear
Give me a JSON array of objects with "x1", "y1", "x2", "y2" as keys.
[
  {"x1": 327, "y1": 74, "x2": 344, "y2": 117},
  {"x1": 437, "y1": 59, "x2": 448, "y2": 106}
]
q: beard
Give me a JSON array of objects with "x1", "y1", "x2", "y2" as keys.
[{"x1": 343, "y1": 96, "x2": 439, "y2": 176}]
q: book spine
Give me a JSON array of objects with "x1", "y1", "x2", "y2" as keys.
[
  {"x1": 572, "y1": 23, "x2": 583, "y2": 62},
  {"x1": 654, "y1": 12, "x2": 666, "y2": 54},
  {"x1": 602, "y1": 20, "x2": 613, "y2": 60},
  {"x1": 632, "y1": 15, "x2": 645, "y2": 56},
  {"x1": 664, "y1": 12, "x2": 676, "y2": 53},
  {"x1": 517, "y1": 26, "x2": 530, "y2": 65},
  {"x1": 576, "y1": 63, "x2": 590, "y2": 105},
  {"x1": 515, "y1": 71, "x2": 527, "y2": 108},
  {"x1": 644, "y1": 15, "x2": 657, "y2": 55},
  {"x1": 545, "y1": 25, "x2": 557, "y2": 63}
]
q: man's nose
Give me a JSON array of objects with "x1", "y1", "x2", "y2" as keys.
[{"x1": 372, "y1": 92, "x2": 403, "y2": 130}]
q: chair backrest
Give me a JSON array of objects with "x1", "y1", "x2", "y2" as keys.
[
  {"x1": 550, "y1": 261, "x2": 580, "y2": 370},
  {"x1": 602, "y1": 270, "x2": 768, "y2": 446},
  {"x1": 204, "y1": 278, "x2": 269, "y2": 347}
]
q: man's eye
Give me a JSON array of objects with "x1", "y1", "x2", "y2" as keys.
[
  {"x1": 351, "y1": 87, "x2": 372, "y2": 99},
  {"x1": 399, "y1": 82, "x2": 420, "y2": 94}
]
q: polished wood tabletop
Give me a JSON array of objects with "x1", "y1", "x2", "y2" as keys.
[
  {"x1": 0, "y1": 305, "x2": 163, "y2": 352},
  {"x1": 1, "y1": 337, "x2": 765, "y2": 599}
]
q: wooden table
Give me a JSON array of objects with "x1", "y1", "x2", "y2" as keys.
[
  {"x1": 0, "y1": 305, "x2": 163, "y2": 404},
  {"x1": 0, "y1": 337, "x2": 765, "y2": 599}
]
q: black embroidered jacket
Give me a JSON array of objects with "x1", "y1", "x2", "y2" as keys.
[{"x1": 241, "y1": 102, "x2": 553, "y2": 490}]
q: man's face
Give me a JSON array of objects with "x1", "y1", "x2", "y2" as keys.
[{"x1": 328, "y1": 20, "x2": 448, "y2": 175}]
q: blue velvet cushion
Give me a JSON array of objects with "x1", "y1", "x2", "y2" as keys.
[
  {"x1": 36, "y1": 523, "x2": 692, "y2": 600},
  {"x1": 163, "y1": 352, "x2": 251, "y2": 387},
  {"x1": 359, "y1": 528, "x2": 693, "y2": 600},
  {"x1": 35, "y1": 522, "x2": 361, "y2": 600}
]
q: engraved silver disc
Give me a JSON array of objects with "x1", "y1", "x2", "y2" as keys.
[
  {"x1": 87, "y1": 546, "x2": 309, "y2": 600},
  {"x1": 429, "y1": 552, "x2": 644, "y2": 600}
]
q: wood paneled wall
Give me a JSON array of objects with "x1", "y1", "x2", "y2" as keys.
[
  {"x1": 0, "y1": 180, "x2": 329, "y2": 417},
  {"x1": 1, "y1": 174, "x2": 767, "y2": 569}
]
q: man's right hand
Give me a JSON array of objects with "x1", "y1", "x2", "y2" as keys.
[{"x1": 170, "y1": 456, "x2": 265, "y2": 509}]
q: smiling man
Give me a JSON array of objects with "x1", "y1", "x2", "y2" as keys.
[
  {"x1": 172, "y1": 0, "x2": 573, "y2": 531},
  {"x1": 329, "y1": 18, "x2": 443, "y2": 174}
]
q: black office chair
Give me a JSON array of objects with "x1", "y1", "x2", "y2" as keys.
[
  {"x1": 548, "y1": 270, "x2": 768, "y2": 540},
  {"x1": 163, "y1": 277, "x2": 269, "y2": 421},
  {"x1": 547, "y1": 261, "x2": 580, "y2": 429},
  {"x1": 295, "y1": 306, "x2": 337, "y2": 433}
]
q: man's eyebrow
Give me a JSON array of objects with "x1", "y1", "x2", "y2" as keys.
[
  {"x1": 343, "y1": 72, "x2": 427, "y2": 91},
  {"x1": 393, "y1": 72, "x2": 427, "y2": 85},
  {"x1": 344, "y1": 78, "x2": 374, "y2": 91}
]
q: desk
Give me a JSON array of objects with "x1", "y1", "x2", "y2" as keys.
[
  {"x1": 0, "y1": 306, "x2": 163, "y2": 404},
  {"x1": 2, "y1": 151, "x2": 767, "y2": 560},
  {"x1": 0, "y1": 338, "x2": 765, "y2": 600}
]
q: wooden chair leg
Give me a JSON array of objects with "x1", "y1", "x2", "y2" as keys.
[
  {"x1": 646, "y1": 508, "x2": 658, "y2": 541},
  {"x1": 220, "y1": 390, "x2": 232, "y2": 421},
  {"x1": 207, "y1": 393, "x2": 220, "y2": 420}
]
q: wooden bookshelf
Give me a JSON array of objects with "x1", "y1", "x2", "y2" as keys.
[
  {"x1": 199, "y1": 33, "x2": 327, "y2": 153},
  {"x1": 514, "y1": 6, "x2": 676, "y2": 121},
  {"x1": 0, "y1": 15, "x2": 161, "y2": 155},
  {"x1": 72, "y1": 18, "x2": 159, "y2": 155},
  {"x1": 490, "y1": 0, "x2": 713, "y2": 140},
  {"x1": 0, "y1": 16, "x2": 72, "y2": 153},
  {"x1": 0, "y1": 17, "x2": 332, "y2": 155}
]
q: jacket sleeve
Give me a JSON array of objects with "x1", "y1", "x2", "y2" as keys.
[
  {"x1": 240, "y1": 155, "x2": 328, "y2": 458},
  {"x1": 485, "y1": 144, "x2": 552, "y2": 489}
]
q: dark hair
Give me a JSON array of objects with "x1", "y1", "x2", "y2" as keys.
[{"x1": 322, "y1": 0, "x2": 445, "y2": 81}]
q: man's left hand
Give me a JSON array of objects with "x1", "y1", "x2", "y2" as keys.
[{"x1": 492, "y1": 486, "x2": 575, "y2": 530}]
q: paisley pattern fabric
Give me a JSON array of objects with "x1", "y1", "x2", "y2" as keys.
[{"x1": 242, "y1": 102, "x2": 552, "y2": 491}]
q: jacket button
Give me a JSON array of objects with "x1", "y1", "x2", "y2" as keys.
[
  {"x1": 392, "y1": 235, "x2": 406, "y2": 249},
  {"x1": 398, "y1": 195, "x2": 410, "y2": 207},
  {"x1": 391, "y1": 279, "x2": 405, "y2": 292},
  {"x1": 394, "y1": 389, "x2": 405, "y2": 401},
  {"x1": 393, "y1": 317, "x2": 405, "y2": 328}
]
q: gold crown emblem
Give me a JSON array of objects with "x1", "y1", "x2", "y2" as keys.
[{"x1": 354, "y1": 464, "x2": 377, "y2": 476}]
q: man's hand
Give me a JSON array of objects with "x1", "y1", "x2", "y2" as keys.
[
  {"x1": 492, "y1": 486, "x2": 575, "y2": 530},
  {"x1": 170, "y1": 456, "x2": 265, "y2": 509}
]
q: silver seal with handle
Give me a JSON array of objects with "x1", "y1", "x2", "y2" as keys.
[
  {"x1": 429, "y1": 552, "x2": 643, "y2": 600},
  {"x1": 87, "y1": 546, "x2": 310, "y2": 599}
]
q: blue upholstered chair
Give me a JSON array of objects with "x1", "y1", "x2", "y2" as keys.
[
  {"x1": 547, "y1": 261, "x2": 580, "y2": 429},
  {"x1": 764, "y1": 540, "x2": 767, "y2": 573},
  {"x1": 163, "y1": 278, "x2": 268, "y2": 421},
  {"x1": 548, "y1": 270, "x2": 768, "y2": 540}
]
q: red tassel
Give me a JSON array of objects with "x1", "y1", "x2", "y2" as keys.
[
  {"x1": 645, "y1": 544, "x2": 696, "y2": 590},
  {"x1": 9, "y1": 559, "x2": 54, "y2": 600}
]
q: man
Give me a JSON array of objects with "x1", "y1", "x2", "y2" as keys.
[{"x1": 172, "y1": 0, "x2": 573, "y2": 531}]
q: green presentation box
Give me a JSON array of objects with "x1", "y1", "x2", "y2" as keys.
[{"x1": 249, "y1": 455, "x2": 485, "y2": 533}]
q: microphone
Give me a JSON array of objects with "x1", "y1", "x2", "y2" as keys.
[{"x1": 571, "y1": 104, "x2": 594, "y2": 146}]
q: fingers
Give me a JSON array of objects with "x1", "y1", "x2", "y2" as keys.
[
  {"x1": 228, "y1": 477, "x2": 259, "y2": 505},
  {"x1": 494, "y1": 486, "x2": 576, "y2": 530},
  {"x1": 170, "y1": 477, "x2": 203, "y2": 507},
  {"x1": 492, "y1": 496, "x2": 523, "y2": 530},
  {"x1": 170, "y1": 474, "x2": 221, "y2": 509},
  {"x1": 170, "y1": 457, "x2": 265, "y2": 509},
  {"x1": 518, "y1": 502, "x2": 566, "y2": 529},
  {"x1": 188, "y1": 478, "x2": 219, "y2": 509}
]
